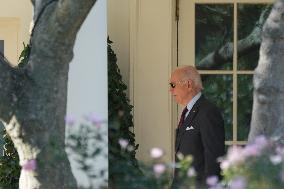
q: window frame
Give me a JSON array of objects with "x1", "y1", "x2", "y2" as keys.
[{"x1": 178, "y1": 0, "x2": 273, "y2": 146}]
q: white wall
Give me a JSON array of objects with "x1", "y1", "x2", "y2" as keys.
[
  {"x1": 66, "y1": 0, "x2": 107, "y2": 188},
  {"x1": 108, "y1": 0, "x2": 177, "y2": 163},
  {"x1": 0, "y1": 0, "x2": 32, "y2": 58},
  {"x1": 129, "y1": 0, "x2": 176, "y2": 162},
  {"x1": 107, "y1": 0, "x2": 130, "y2": 94}
]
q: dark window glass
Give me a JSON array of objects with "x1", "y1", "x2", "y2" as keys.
[
  {"x1": 201, "y1": 74, "x2": 233, "y2": 140},
  {"x1": 195, "y1": 4, "x2": 233, "y2": 70},
  {"x1": 237, "y1": 75, "x2": 253, "y2": 140},
  {"x1": 237, "y1": 4, "x2": 270, "y2": 70}
]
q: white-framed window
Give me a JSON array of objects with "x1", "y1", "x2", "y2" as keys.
[
  {"x1": 178, "y1": 0, "x2": 273, "y2": 147},
  {"x1": 0, "y1": 18, "x2": 19, "y2": 65}
]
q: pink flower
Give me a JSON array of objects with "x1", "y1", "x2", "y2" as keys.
[
  {"x1": 253, "y1": 135, "x2": 268, "y2": 149},
  {"x1": 226, "y1": 146, "x2": 245, "y2": 165},
  {"x1": 65, "y1": 115, "x2": 76, "y2": 126},
  {"x1": 22, "y1": 159, "x2": 37, "y2": 171},
  {"x1": 150, "y1": 147, "x2": 164, "y2": 159},
  {"x1": 118, "y1": 138, "x2": 128, "y2": 149},
  {"x1": 85, "y1": 113, "x2": 104, "y2": 127},
  {"x1": 243, "y1": 144, "x2": 261, "y2": 157},
  {"x1": 276, "y1": 146, "x2": 284, "y2": 156},
  {"x1": 220, "y1": 160, "x2": 230, "y2": 170},
  {"x1": 229, "y1": 176, "x2": 246, "y2": 189},
  {"x1": 206, "y1": 175, "x2": 218, "y2": 186},
  {"x1": 153, "y1": 163, "x2": 166, "y2": 177}
]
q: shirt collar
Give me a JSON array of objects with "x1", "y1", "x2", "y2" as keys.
[{"x1": 186, "y1": 92, "x2": 202, "y2": 113}]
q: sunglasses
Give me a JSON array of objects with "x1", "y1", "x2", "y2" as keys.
[{"x1": 169, "y1": 82, "x2": 176, "y2": 88}]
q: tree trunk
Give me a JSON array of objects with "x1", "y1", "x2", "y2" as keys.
[
  {"x1": 0, "y1": 0, "x2": 97, "y2": 188},
  {"x1": 249, "y1": 0, "x2": 284, "y2": 142}
]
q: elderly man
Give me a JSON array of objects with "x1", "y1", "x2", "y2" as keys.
[{"x1": 169, "y1": 66, "x2": 225, "y2": 187}]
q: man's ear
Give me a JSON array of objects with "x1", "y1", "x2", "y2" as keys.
[{"x1": 187, "y1": 79, "x2": 193, "y2": 89}]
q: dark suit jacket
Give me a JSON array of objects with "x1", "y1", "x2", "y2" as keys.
[{"x1": 174, "y1": 95, "x2": 225, "y2": 184}]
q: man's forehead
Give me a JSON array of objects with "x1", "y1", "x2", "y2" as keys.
[{"x1": 171, "y1": 70, "x2": 183, "y2": 80}]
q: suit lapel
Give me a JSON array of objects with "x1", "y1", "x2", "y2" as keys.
[{"x1": 175, "y1": 95, "x2": 204, "y2": 152}]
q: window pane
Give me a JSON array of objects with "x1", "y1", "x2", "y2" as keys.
[
  {"x1": 237, "y1": 4, "x2": 270, "y2": 70},
  {"x1": 201, "y1": 74, "x2": 233, "y2": 140},
  {"x1": 195, "y1": 4, "x2": 233, "y2": 70},
  {"x1": 237, "y1": 75, "x2": 253, "y2": 140}
]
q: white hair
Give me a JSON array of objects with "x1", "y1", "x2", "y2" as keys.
[{"x1": 179, "y1": 66, "x2": 203, "y2": 91}]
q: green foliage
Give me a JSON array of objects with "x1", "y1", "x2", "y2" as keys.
[
  {"x1": 113, "y1": 147, "x2": 195, "y2": 189},
  {"x1": 0, "y1": 129, "x2": 20, "y2": 189},
  {"x1": 18, "y1": 43, "x2": 31, "y2": 68},
  {"x1": 108, "y1": 37, "x2": 141, "y2": 188}
]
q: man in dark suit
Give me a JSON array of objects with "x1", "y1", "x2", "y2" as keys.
[{"x1": 169, "y1": 66, "x2": 225, "y2": 187}]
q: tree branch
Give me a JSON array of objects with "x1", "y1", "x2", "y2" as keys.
[
  {"x1": 29, "y1": 0, "x2": 97, "y2": 64},
  {"x1": 45, "y1": 0, "x2": 96, "y2": 43},
  {"x1": 33, "y1": 0, "x2": 57, "y2": 20},
  {"x1": 197, "y1": 6, "x2": 271, "y2": 70},
  {"x1": 0, "y1": 56, "x2": 18, "y2": 122}
]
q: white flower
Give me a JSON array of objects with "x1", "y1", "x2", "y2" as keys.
[
  {"x1": 176, "y1": 152, "x2": 184, "y2": 160},
  {"x1": 127, "y1": 145, "x2": 134, "y2": 152},
  {"x1": 220, "y1": 160, "x2": 230, "y2": 170},
  {"x1": 118, "y1": 138, "x2": 128, "y2": 149},
  {"x1": 187, "y1": 168, "x2": 196, "y2": 177},
  {"x1": 153, "y1": 163, "x2": 166, "y2": 177},
  {"x1": 226, "y1": 146, "x2": 245, "y2": 166},
  {"x1": 150, "y1": 147, "x2": 164, "y2": 159},
  {"x1": 270, "y1": 155, "x2": 282, "y2": 165}
]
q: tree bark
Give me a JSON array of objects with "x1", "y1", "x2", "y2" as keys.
[
  {"x1": 0, "y1": 0, "x2": 97, "y2": 188},
  {"x1": 249, "y1": 0, "x2": 284, "y2": 142}
]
